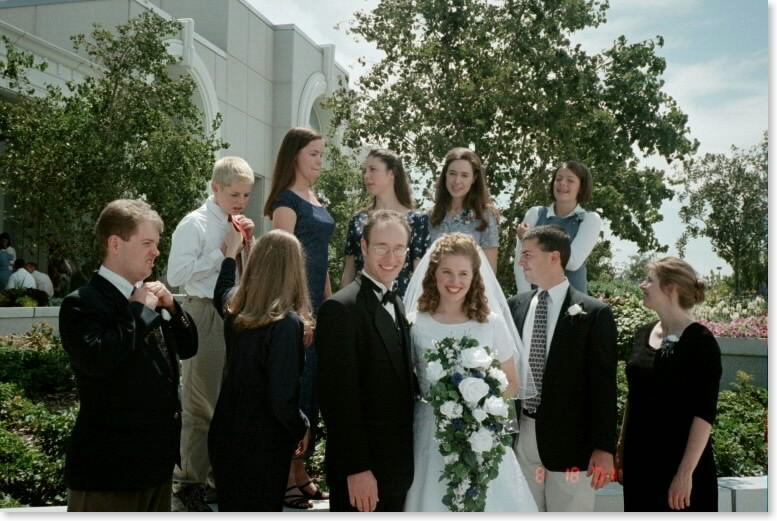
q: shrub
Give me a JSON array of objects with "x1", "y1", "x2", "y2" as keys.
[
  {"x1": 0, "y1": 428, "x2": 66, "y2": 506},
  {"x1": 0, "y1": 288, "x2": 49, "y2": 307},
  {"x1": 0, "y1": 382, "x2": 75, "y2": 506},
  {"x1": 0, "y1": 324, "x2": 74, "y2": 398},
  {"x1": 603, "y1": 294, "x2": 657, "y2": 361},
  {"x1": 589, "y1": 279, "x2": 643, "y2": 299},
  {"x1": 713, "y1": 372, "x2": 768, "y2": 477},
  {"x1": 699, "y1": 316, "x2": 768, "y2": 339},
  {"x1": 696, "y1": 294, "x2": 766, "y2": 323}
]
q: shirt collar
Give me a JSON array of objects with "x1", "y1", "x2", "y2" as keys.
[
  {"x1": 361, "y1": 270, "x2": 389, "y2": 296},
  {"x1": 206, "y1": 197, "x2": 229, "y2": 222},
  {"x1": 98, "y1": 265, "x2": 140, "y2": 300},
  {"x1": 547, "y1": 203, "x2": 584, "y2": 218},
  {"x1": 541, "y1": 278, "x2": 570, "y2": 305}
]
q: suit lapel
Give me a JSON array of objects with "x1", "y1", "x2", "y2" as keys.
[
  {"x1": 515, "y1": 290, "x2": 537, "y2": 339},
  {"x1": 547, "y1": 287, "x2": 574, "y2": 361},
  {"x1": 358, "y1": 276, "x2": 406, "y2": 380}
]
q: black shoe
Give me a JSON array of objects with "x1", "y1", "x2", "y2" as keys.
[
  {"x1": 204, "y1": 483, "x2": 218, "y2": 504},
  {"x1": 172, "y1": 483, "x2": 212, "y2": 512}
]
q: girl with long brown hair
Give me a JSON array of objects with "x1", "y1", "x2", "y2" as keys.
[
  {"x1": 263, "y1": 127, "x2": 333, "y2": 507},
  {"x1": 209, "y1": 228, "x2": 312, "y2": 511},
  {"x1": 428, "y1": 148, "x2": 500, "y2": 272},
  {"x1": 341, "y1": 148, "x2": 430, "y2": 297}
]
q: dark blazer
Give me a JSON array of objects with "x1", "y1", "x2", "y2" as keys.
[
  {"x1": 317, "y1": 274, "x2": 415, "y2": 498},
  {"x1": 509, "y1": 285, "x2": 618, "y2": 472},
  {"x1": 59, "y1": 273, "x2": 197, "y2": 491},
  {"x1": 208, "y1": 257, "x2": 308, "y2": 511}
]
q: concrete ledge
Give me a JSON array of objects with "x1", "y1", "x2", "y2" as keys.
[
  {"x1": 718, "y1": 476, "x2": 768, "y2": 512},
  {"x1": 717, "y1": 336, "x2": 768, "y2": 390}
]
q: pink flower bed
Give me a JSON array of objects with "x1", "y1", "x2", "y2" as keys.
[{"x1": 699, "y1": 316, "x2": 768, "y2": 339}]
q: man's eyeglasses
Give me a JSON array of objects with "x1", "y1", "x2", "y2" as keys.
[{"x1": 370, "y1": 245, "x2": 409, "y2": 257}]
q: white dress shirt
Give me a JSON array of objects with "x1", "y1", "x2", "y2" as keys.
[
  {"x1": 166, "y1": 198, "x2": 230, "y2": 298},
  {"x1": 31, "y1": 271, "x2": 54, "y2": 297},
  {"x1": 521, "y1": 278, "x2": 570, "y2": 358},
  {"x1": 513, "y1": 204, "x2": 602, "y2": 292},
  {"x1": 6, "y1": 268, "x2": 36, "y2": 290},
  {"x1": 362, "y1": 270, "x2": 396, "y2": 321},
  {"x1": 98, "y1": 265, "x2": 137, "y2": 300}
]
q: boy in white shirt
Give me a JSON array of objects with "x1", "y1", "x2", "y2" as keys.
[{"x1": 166, "y1": 156, "x2": 255, "y2": 511}]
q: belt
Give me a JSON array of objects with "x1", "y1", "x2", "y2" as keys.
[{"x1": 522, "y1": 408, "x2": 537, "y2": 419}]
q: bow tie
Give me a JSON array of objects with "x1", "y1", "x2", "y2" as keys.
[{"x1": 382, "y1": 290, "x2": 397, "y2": 306}]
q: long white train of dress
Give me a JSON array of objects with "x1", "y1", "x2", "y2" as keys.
[{"x1": 403, "y1": 312, "x2": 539, "y2": 512}]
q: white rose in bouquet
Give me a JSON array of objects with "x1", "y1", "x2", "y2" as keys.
[
  {"x1": 458, "y1": 377, "x2": 490, "y2": 404},
  {"x1": 468, "y1": 427, "x2": 494, "y2": 453},
  {"x1": 472, "y1": 408, "x2": 488, "y2": 422},
  {"x1": 460, "y1": 347, "x2": 493, "y2": 369},
  {"x1": 426, "y1": 360, "x2": 445, "y2": 383},
  {"x1": 440, "y1": 400, "x2": 463, "y2": 418},
  {"x1": 488, "y1": 367, "x2": 508, "y2": 392},
  {"x1": 444, "y1": 454, "x2": 459, "y2": 465},
  {"x1": 484, "y1": 396, "x2": 509, "y2": 417}
]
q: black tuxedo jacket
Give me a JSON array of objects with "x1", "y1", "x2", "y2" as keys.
[
  {"x1": 59, "y1": 273, "x2": 198, "y2": 490},
  {"x1": 509, "y1": 285, "x2": 618, "y2": 472},
  {"x1": 317, "y1": 274, "x2": 415, "y2": 497}
]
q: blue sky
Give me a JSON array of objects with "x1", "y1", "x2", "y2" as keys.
[{"x1": 248, "y1": 0, "x2": 768, "y2": 277}]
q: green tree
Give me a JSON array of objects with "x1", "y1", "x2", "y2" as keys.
[
  {"x1": 326, "y1": 0, "x2": 697, "y2": 287},
  {"x1": 621, "y1": 251, "x2": 658, "y2": 283},
  {"x1": 675, "y1": 133, "x2": 768, "y2": 295},
  {"x1": 585, "y1": 238, "x2": 615, "y2": 283},
  {"x1": 0, "y1": 12, "x2": 226, "y2": 278},
  {"x1": 315, "y1": 144, "x2": 367, "y2": 288}
]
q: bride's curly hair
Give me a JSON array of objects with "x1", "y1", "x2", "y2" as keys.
[{"x1": 417, "y1": 233, "x2": 489, "y2": 322}]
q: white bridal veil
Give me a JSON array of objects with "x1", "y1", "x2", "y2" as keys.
[{"x1": 403, "y1": 236, "x2": 538, "y2": 401}]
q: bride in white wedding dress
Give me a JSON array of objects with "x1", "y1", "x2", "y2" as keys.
[{"x1": 402, "y1": 233, "x2": 538, "y2": 512}]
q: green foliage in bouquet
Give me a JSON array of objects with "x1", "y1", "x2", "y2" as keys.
[{"x1": 424, "y1": 335, "x2": 514, "y2": 511}]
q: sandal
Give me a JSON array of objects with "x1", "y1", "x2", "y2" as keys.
[
  {"x1": 298, "y1": 480, "x2": 330, "y2": 500},
  {"x1": 284, "y1": 486, "x2": 313, "y2": 509}
]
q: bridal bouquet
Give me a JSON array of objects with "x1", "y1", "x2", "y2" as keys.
[{"x1": 424, "y1": 335, "x2": 514, "y2": 511}]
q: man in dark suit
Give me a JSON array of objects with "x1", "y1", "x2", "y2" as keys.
[
  {"x1": 509, "y1": 224, "x2": 617, "y2": 511},
  {"x1": 317, "y1": 209, "x2": 415, "y2": 512},
  {"x1": 59, "y1": 199, "x2": 198, "y2": 511}
]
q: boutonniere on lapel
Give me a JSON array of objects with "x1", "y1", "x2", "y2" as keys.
[
  {"x1": 659, "y1": 334, "x2": 680, "y2": 358},
  {"x1": 565, "y1": 302, "x2": 587, "y2": 319}
]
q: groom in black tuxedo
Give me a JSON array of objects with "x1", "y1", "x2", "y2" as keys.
[
  {"x1": 317, "y1": 210, "x2": 415, "y2": 512},
  {"x1": 509, "y1": 225, "x2": 617, "y2": 511}
]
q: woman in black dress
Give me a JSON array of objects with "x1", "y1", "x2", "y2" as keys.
[
  {"x1": 208, "y1": 228, "x2": 312, "y2": 511},
  {"x1": 616, "y1": 256, "x2": 722, "y2": 511}
]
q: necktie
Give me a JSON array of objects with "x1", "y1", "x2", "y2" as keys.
[
  {"x1": 151, "y1": 325, "x2": 174, "y2": 375},
  {"x1": 525, "y1": 290, "x2": 548, "y2": 414},
  {"x1": 382, "y1": 289, "x2": 397, "y2": 306}
]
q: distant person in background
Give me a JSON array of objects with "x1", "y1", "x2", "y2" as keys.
[
  {"x1": 6, "y1": 259, "x2": 36, "y2": 290},
  {"x1": 26, "y1": 262, "x2": 54, "y2": 297},
  {"x1": 341, "y1": 148, "x2": 430, "y2": 298},
  {"x1": 428, "y1": 147, "x2": 500, "y2": 273},
  {"x1": 514, "y1": 160, "x2": 602, "y2": 294},
  {"x1": 0, "y1": 250, "x2": 10, "y2": 289},
  {"x1": 0, "y1": 232, "x2": 16, "y2": 270},
  {"x1": 617, "y1": 257, "x2": 721, "y2": 512}
]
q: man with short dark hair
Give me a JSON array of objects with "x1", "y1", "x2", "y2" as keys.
[
  {"x1": 6, "y1": 258, "x2": 36, "y2": 290},
  {"x1": 59, "y1": 199, "x2": 198, "y2": 511},
  {"x1": 317, "y1": 209, "x2": 415, "y2": 512},
  {"x1": 509, "y1": 224, "x2": 618, "y2": 512}
]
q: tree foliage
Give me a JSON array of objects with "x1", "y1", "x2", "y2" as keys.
[
  {"x1": 325, "y1": 0, "x2": 698, "y2": 286},
  {"x1": 315, "y1": 143, "x2": 367, "y2": 288},
  {"x1": 675, "y1": 133, "x2": 767, "y2": 295},
  {"x1": 0, "y1": 12, "x2": 226, "y2": 277}
]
